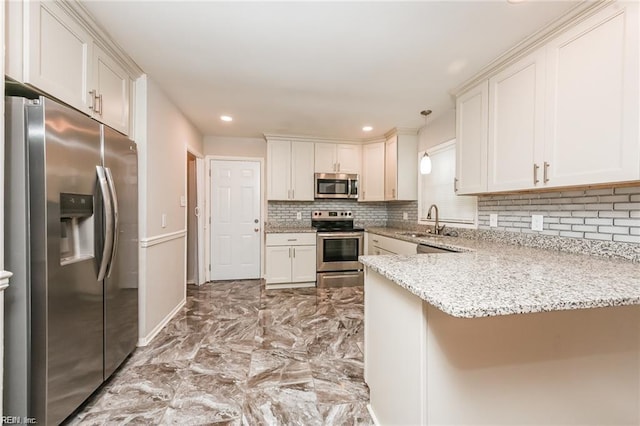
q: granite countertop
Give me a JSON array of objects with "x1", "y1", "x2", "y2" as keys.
[
  {"x1": 361, "y1": 227, "x2": 640, "y2": 319},
  {"x1": 265, "y1": 225, "x2": 316, "y2": 233}
]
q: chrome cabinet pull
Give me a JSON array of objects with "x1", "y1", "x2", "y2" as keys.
[
  {"x1": 89, "y1": 90, "x2": 97, "y2": 111},
  {"x1": 292, "y1": 248, "x2": 296, "y2": 258},
  {"x1": 454, "y1": 177, "x2": 458, "y2": 192},
  {"x1": 533, "y1": 163, "x2": 540, "y2": 184},
  {"x1": 543, "y1": 162, "x2": 550, "y2": 183}
]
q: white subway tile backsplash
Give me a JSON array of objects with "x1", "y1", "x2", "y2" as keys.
[
  {"x1": 477, "y1": 184, "x2": 640, "y2": 244},
  {"x1": 613, "y1": 234, "x2": 640, "y2": 243}
]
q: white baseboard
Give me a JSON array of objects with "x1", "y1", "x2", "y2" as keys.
[
  {"x1": 265, "y1": 281, "x2": 316, "y2": 290},
  {"x1": 137, "y1": 297, "x2": 186, "y2": 347}
]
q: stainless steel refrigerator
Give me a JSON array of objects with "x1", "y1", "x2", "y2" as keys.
[{"x1": 4, "y1": 94, "x2": 138, "y2": 425}]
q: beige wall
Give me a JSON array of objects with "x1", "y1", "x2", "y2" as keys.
[
  {"x1": 204, "y1": 135, "x2": 266, "y2": 158},
  {"x1": 418, "y1": 108, "x2": 456, "y2": 152},
  {"x1": 135, "y1": 75, "x2": 203, "y2": 343}
]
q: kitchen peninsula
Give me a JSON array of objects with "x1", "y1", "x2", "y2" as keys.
[{"x1": 360, "y1": 232, "x2": 640, "y2": 425}]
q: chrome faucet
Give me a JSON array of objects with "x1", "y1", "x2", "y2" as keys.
[{"x1": 426, "y1": 204, "x2": 445, "y2": 235}]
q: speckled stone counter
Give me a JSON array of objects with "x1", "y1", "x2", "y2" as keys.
[
  {"x1": 361, "y1": 228, "x2": 640, "y2": 318},
  {"x1": 265, "y1": 225, "x2": 316, "y2": 233}
]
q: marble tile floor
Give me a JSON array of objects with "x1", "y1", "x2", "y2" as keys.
[{"x1": 65, "y1": 280, "x2": 373, "y2": 425}]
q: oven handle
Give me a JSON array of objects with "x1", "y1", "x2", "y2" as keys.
[
  {"x1": 317, "y1": 232, "x2": 364, "y2": 239},
  {"x1": 347, "y1": 179, "x2": 352, "y2": 199}
]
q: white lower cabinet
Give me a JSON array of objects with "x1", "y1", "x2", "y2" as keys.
[
  {"x1": 265, "y1": 233, "x2": 316, "y2": 288},
  {"x1": 366, "y1": 233, "x2": 417, "y2": 255}
]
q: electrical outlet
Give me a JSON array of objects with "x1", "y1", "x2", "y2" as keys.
[
  {"x1": 296, "y1": 212, "x2": 302, "y2": 220},
  {"x1": 403, "y1": 212, "x2": 408, "y2": 220},
  {"x1": 531, "y1": 214, "x2": 544, "y2": 231},
  {"x1": 161, "y1": 213, "x2": 167, "y2": 228},
  {"x1": 489, "y1": 214, "x2": 498, "y2": 227}
]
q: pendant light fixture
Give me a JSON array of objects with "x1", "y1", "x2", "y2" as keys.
[{"x1": 420, "y1": 110, "x2": 432, "y2": 175}]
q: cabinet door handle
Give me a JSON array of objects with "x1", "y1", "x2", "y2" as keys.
[
  {"x1": 543, "y1": 162, "x2": 550, "y2": 183},
  {"x1": 289, "y1": 247, "x2": 292, "y2": 258},
  {"x1": 292, "y1": 247, "x2": 296, "y2": 258},
  {"x1": 97, "y1": 94, "x2": 103, "y2": 115},
  {"x1": 337, "y1": 162, "x2": 341, "y2": 172},
  {"x1": 533, "y1": 163, "x2": 540, "y2": 185},
  {"x1": 372, "y1": 239, "x2": 379, "y2": 243},
  {"x1": 392, "y1": 188, "x2": 396, "y2": 198},
  {"x1": 292, "y1": 189, "x2": 295, "y2": 199},
  {"x1": 89, "y1": 90, "x2": 97, "y2": 111},
  {"x1": 454, "y1": 177, "x2": 458, "y2": 192}
]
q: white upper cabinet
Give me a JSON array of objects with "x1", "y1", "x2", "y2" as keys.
[
  {"x1": 314, "y1": 143, "x2": 361, "y2": 174},
  {"x1": 384, "y1": 132, "x2": 418, "y2": 201},
  {"x1": 92, "y1": 44, "x2": 131, "y2": 135},
  {"x1": 19, "y1": 1, "x2": 135, "y2": 135},
  {"x1": 25, "y1": 1, "x2": 93, "y2": 114},
  {"x1": 543, "y1": 2, "x2": 639, "y2": 188},
  {"x1": 384, "y1": 136, "x2": 398, "y2": 200},
  {"x1": 267, "y1": 140, "x2": 292, "y2": 200},
  {"x1": 267, "y1": 140, "x2": 314, "y2": 201},
  {"x1": 335, "y1": 144, "x2": 361, "y2": 174},
  {"x1": 361, "y1": 142, "x2": 385, "y2": 202},
  {"x1": 456, "y1": 1, "x2": 639, "y2": 194},
  {"x1": 456, "y1": 81, "x2": 488, "y2": 195},
  {"x1": 290, "y1": 142, "x2": 315, "y2": 200},
  {"x1": 488, "y1": 50, "x2": 546, "y2": 192}
]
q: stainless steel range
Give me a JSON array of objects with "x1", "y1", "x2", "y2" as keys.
[{"x1": 312, "y1": 210, "x2": 364, "y2": 287}]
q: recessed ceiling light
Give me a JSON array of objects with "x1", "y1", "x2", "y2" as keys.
[
  {"x1": 362, "y1": 126, "x2": 373, "y2": 132},
  {"x1": 220, "y1": 115, "x2": 233, "y2": 122}
]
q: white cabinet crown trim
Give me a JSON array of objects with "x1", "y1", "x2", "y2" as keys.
[
  {"x1": 61, "y1": 0, "x2": 143, "y2": 78},
  {"x1": 451, "y1": 1, "x2": 612, "y2": 97}
]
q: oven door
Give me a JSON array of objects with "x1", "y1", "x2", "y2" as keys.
[{"x1": 316, "y1": 232, "x2": 364, "y2": 272}]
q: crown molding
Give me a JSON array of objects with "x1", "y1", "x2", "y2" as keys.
[
  {"x1": 265, "y1": 127, "x2": 417, "y2": 144},
  {"x1": 451, "y1": 0, "x2": 609, "y2": 96},
  {"x1": 60, "y1": 0, "x2": 144, "y2": 78}
]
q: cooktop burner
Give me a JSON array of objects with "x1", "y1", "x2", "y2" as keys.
[{"x1": 311, "y1": 210, "x2": 362, "y2": 232}]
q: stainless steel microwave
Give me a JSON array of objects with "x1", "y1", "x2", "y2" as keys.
[{"x1": 314, "y1": 173, "x2": 358, "y2": 199}]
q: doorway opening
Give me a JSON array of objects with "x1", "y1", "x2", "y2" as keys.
[{"x1": 186, "y1": 152, "x2": 205, "y2": 285}]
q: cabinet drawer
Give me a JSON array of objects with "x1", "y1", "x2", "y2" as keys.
[
  {"x1": 266, "y1": 232, "x2": 316, "y2": 246},
  {"x1": 370, "y1": 234, "x2": 417, "y2": 255}
]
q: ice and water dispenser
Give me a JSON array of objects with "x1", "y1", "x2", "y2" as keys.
[{"x1": 59, "y1": 193, "x2": 95, "y2": 264}]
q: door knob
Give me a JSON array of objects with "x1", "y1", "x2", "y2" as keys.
[{"x1": 254, "y1": 219, "x2": 259, "y2": 223}]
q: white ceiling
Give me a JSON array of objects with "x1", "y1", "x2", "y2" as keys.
[{"x1": 83, "y1": 1, "x2": 580, "y2": 139}]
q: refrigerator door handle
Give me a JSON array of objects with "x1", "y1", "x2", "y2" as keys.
[
  {"x1": 104, "y1": 167, "x2": 119, "y2": 277},
  {"x1": 97, "y1": 166, "x2": 114, "y2": 281}
]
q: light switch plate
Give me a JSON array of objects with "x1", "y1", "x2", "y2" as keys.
[
  {"x1": 296, "y1": 212, "x2": 302, "y2": 220},
  {"x1": 403, "y1": 212, "x2": 408, "y2": 220},
  {"x1": 531, "y1": 214, "x2": 544, "y2": 231},
  {"x1": 180, "y1": 195, "x2": 186, "y2": 207},
  {"x1": 161, "y1": 213, "x2": 167, "y2": 228},
  {"x1": 489, "y1": 214, "x2": 498, "y2": 227}
]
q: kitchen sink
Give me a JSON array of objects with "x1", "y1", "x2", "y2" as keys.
[
  {"x1": 416, "y1": 243, "x2": 461, "y2": 254},
  {"x1": 398, "y1": 232, "x2": 432, "y2": 238}
]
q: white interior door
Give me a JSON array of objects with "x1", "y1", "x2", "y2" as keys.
[
  {"x1": 196, "y1": 158, "x2": 206, "y2": 285},
  {"x1": 210, "y1": 160, "x2": 261, "y2": 280}
]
